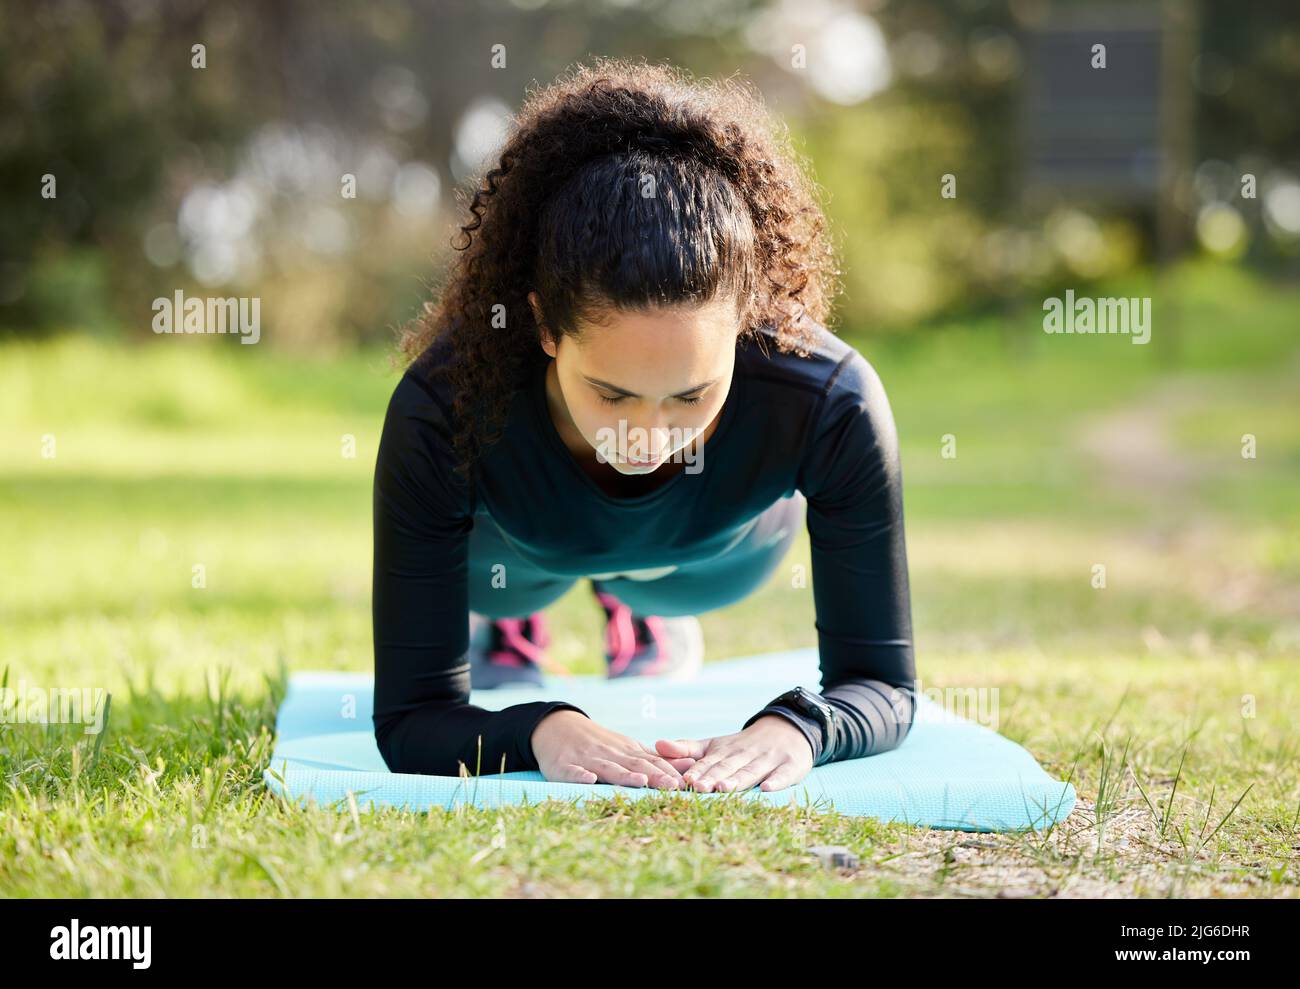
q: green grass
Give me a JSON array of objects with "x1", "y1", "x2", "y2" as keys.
[{"x1": 1, "y1": 259, "x2": 1298, "y2": 897}]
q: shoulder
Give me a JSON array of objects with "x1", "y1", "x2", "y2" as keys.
[
  {"x1": 740, "y1": 319, "x2": 902, "y2": 499},
  {"x1": 739, "y1": 316, "x2": 892, "y2": 428},
  {"x1": 376, "y1": 336, "x2": 472, "y2": 501},
  {"x1": 382, "y1": 335, "x2": 462, "y2": 440}
]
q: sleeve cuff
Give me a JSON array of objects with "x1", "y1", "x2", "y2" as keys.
[{"x1": 742, "y1": 705, "x2": 824, "y2": 764}]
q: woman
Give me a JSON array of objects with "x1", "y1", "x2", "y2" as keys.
[{"x1": 372, "y1": 58, "x2": 916, "y2": 795}]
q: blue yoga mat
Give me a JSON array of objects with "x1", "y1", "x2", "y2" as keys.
[{"x1": 263, "y1": 648, "x2": 1076, "y2": 832}]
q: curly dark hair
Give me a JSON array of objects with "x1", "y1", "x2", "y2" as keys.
[{"x1": 395, "y1": 55, "x2": 841, "y2": 480}]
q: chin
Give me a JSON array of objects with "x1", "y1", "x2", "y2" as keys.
[
  {"x1": 611, "y1": 459, "x2": 662, "y2": 475},
  {"x1": 591, "y1": 440, "x2": 670, "y2": 474}
]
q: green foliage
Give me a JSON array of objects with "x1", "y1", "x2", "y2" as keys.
[{"x1": 3, "y1": 1, "x2": 1298, "y2": 343}]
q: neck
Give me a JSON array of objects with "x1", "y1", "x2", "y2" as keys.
[{"x1": 543, "y1": 360, "x2": 588, "y2": 457}]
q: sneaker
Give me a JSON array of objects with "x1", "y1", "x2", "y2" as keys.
[
  {"x1": 467, "y1": 611, "x2": 570, "y2": 688},
  {"x1": 593, "y1": 587, "x2": 704, "y2": 681}
]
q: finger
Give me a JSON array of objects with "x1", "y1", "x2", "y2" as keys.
[
  {"x1": 712, "y1": 757, "x2": 771, "y2": 793},
  {"x1": 628, "y1": 750, "x2": 687, "y2": 788},
  {"x1": 759, "y1": 762, "x2": 805, "y2": 792},
  {"x1": 553, "y1": 763, "x2": 598, "y2": 784},
  {"x1": 680, "y1": 742, "x2": 736, "y2": 787},
  {"x1": 692, "y1": 756, "x2": 750, "y2": 793},
  {"x1": 587, "y1": 758, "x2": 651, "y2": 788},
  {"x1": 655, "y1": 737, "x2": 709, "y2": 759},
  {"x1": 639, "y1": 742, "x2": 693, "y2": 772},
  {"x1": 630, "y1": 744, "x2": 689, "y2": 781},
  {"x1": 644, "y1": 753, "x2": 699, "y2": 775},
  {"x1": 686, "y1": 752, "x2": 749, "y2": 793},
  {"x1": 621, "y1": 754, "x2": 685, "y2": 789}
]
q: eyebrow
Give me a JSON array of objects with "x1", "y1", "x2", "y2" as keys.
[{"x1": 583, "y1": 375, "x2": 719, "y2": 399}]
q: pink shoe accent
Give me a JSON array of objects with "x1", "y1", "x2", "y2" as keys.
[
  {"x1": 528, "y1": 612, "x2": 552, "y2": 651},
  {"x1": 489, "y1": 616, "x2": 571, "y2": 675},
  {"x1": 596, "y1": 590, "x2": 671, "y2": 677}
]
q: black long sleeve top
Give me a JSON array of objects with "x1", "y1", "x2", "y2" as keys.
[{"x1": 372, "y1": 317, "x2": 918, "y2": 778}]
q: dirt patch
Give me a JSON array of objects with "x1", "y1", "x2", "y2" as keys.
[
  {"x1": 1075, "y1": 376, "x2": 1218, "y2": 495},
  {"x1": 868, "y1": 796, "x2": 1291, "y2": 898}
]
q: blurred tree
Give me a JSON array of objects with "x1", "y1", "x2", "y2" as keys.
[{"x1": 1, "y1": 0, "x2": 1295, "y2": 344}]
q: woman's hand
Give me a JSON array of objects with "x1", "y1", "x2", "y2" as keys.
[
  {"x1": 531, "y1": 709, "x2": 697, "y2": 788},
  {"x1": 653, "y1": 715, "x2": 815, "y2": 793}
]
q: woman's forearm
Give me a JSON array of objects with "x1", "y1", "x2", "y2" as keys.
[
  {"x1": 374, "y1": 694, "x2": 589, "y2": 777},
  {"x1": 822, "y1": 677, "x2": 915, "y2": 762}
]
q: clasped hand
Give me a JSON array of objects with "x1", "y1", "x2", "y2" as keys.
[{"x1": 531, "y1": 710, "x2": 814, "y2": 793}]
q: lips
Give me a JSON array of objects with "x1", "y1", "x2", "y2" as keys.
[{"x1": 621, "y1": 451, "x2": 664, "y2": 468}]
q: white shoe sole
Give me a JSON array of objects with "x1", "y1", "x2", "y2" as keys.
[{"x1": 657, "y1": 615, "x2": 705, "y2": 681}]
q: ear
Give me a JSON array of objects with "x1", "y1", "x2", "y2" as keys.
[{"x1": 528, "y1": 291, "x2": 558, "y2": 358}]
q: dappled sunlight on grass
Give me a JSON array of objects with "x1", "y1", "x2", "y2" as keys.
[{"x1": 2, "y1": 260, "x2": 1298, "y2": 896}]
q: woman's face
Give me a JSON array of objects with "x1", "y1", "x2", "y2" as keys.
[{"x1": 532, "y1": 293, "x2": 739, "y2": 476}]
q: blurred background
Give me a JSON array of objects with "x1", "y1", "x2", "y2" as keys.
[
  {"x1": 3, "y1": 0, "x2": 1299, "y2": 343},
  {"x1": 1, "y1": 0, "x2": 1297, "y2": 707}
]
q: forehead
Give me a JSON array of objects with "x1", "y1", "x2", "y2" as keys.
[{"x1": 570, "y1": 300, "x2": 738, "y2": 383}]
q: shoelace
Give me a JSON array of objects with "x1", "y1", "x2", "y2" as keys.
[
  {"x1": 594, "y1": 590, "x2": 669, "y2": 676},
  {"x1": 488, "y1": 615, "x2": 572, "y2": 675}
]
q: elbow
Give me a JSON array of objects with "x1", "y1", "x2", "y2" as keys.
[
  {"x1": 891, "y1": 683, "x2": 917, "y2": 746},
  {"x1": 374, "y1": 723, "x2": 400, "y2": 774},
  {"x1": 863, "y1": 712, "x2": 913, "y2": 759},
  {"x1": 371, "y1": 700, "x2": 484, "y2": 778},
  {"x1": 888, "y1": 711, "x2": 915, "y2": 752},
  {"x1": 873, "y1": 682, "x2": 916, "y2": 755},
  {"x1": 372, "y1": 673, "x2": 473, "y2": 776},
  {"x1": 823, "y1": 679, "x2": 917, "y2": 761},
  {"x1": 373, "y1": 711, "x2": 412, "y2": 774}
]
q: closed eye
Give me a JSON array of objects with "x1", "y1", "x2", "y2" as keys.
[{"x1": 597, "y1": 393, "x2": 705, "y2": 406}]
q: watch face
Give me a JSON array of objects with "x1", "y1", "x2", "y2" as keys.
[
  {"x1": 796, "y1": 689, "x2": 822, "y2": 712},
  {"x1": 776, "y1": 688, "x2": 831, "y2": 731}
]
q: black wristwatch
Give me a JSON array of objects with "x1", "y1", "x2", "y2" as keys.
[{"x1": 747, "y1": 686, "x2": 838, "y2": 767}]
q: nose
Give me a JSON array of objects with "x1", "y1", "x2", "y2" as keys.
[{"x1": 624, "y1": 415, "x2": 673, "y2": 461}]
